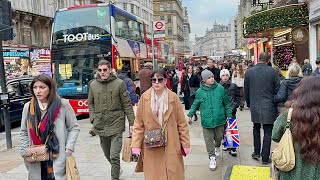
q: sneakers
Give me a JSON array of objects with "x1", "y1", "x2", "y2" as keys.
[
  {"x1": 229, "y1": 149, "x2": 237, "y2": 157},
  {"x1": 215, "y1": 147, "x2": 221, "y2": 157},
  {"x1": 209, "y1": 156, "x2": 217, "y2": 171},
  {"x1": 222, "y1": 146, "x2": 228, "y2": 151}
]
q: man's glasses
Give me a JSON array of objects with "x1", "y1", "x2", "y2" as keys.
[
  {"x1": 98, "y1": 68, "x2": 108, "y2": 72},
  {"x1": 151, "y1": 78, "x2": 164, "y2": 83}
]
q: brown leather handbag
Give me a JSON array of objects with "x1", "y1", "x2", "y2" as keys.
[
  {"x1": 144, "y1": 128, "x2": 166, "y2": 148},
  {"x1": 24, "y1": 136, "x2": 50, "y2": 163}
]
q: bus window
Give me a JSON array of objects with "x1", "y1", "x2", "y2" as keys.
[{"x1": 115, "y1": 11, "x2": 144, "y2": 42}]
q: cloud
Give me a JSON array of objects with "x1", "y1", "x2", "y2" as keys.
[{"x1": 184, "y1": 0, "x2": 238, "y2": 40}]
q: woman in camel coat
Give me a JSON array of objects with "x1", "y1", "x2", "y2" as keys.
[{"x1": 131, "y1": 69, "x2": 190, "y2": 180}]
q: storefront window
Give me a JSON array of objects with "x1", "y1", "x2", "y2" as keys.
[{"x1": 317, "y1": 25, "x2": 320, "y2": 59}]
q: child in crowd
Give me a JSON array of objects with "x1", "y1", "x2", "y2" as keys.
[{"x1": 187, "y1": 69, "x2": 232, "y2": 171}]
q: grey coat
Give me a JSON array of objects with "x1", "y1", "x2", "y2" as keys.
[
  {"x1": 19, "y1": 99, "x2": 80, "y2": 180},
  {"x1": 244, "y1": 63, "x2": 280, "y2": 124}
]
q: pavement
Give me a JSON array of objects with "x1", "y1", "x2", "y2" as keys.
[{"x1": 0, "y1": 108, "x2": 275, "y2": 180}]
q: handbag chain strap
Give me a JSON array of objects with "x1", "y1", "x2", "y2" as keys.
[{"x1": 286, "y1": 108, "x2": 293, "y2": 129}]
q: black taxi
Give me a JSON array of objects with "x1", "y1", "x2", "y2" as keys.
[{"x1": 0, "y1": 77, "x2": 33, "y2": 129}]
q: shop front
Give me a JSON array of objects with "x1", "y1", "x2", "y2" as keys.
[
  {"x1": 30, "y1": 49, "x2": 51, "y2": 76},
  {"x1": 3, "y1": 46, "x2": 30, "y2": 78},
  {"x1": 243, "y1": 3, "x2": 309, "y2": 70}
]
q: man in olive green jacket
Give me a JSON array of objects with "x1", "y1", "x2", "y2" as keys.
[{"x1": 88, "y1": 60, "x2": 135, "y2": 180}]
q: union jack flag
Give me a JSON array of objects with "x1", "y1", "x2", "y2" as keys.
[{"x1": 223, "y1": 118, "x2": 240, "y2": 148}]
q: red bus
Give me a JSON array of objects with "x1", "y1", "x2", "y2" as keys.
[{"x1": 51, "y1": 3, "x2": 151, "y2": 114}]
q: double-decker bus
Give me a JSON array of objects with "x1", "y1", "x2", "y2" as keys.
[{"x1": 51, "y1": 3, "x2": 149, "y2": 114}]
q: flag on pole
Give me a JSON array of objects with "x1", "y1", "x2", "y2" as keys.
[{"x1": 223, "y1": 118, "x2": 240, "y2": 148}]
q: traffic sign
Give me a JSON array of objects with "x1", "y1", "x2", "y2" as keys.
[
  {"x1": 153, "y1": 21, "x2": 165, "y2": 41},
  {"x1": 154, "y1": 21, "x2": 165, "y2": 31}
]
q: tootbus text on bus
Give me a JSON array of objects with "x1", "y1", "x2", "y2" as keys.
[{"x1": 50, "y1": 3, "x2": 149, "y2": 114}]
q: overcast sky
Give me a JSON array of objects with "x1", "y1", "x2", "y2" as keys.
[{"x1": 183, "y1": 0, "x2": 238, "y2": 41}]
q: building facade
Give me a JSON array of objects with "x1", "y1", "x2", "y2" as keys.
[
  {"x1": 4, "y1": 0, "x2": 90, "y2": 78},
  {"x1": 194, "y1": 23, "x2": 232, "y2": 58},
  {"x1": 153, "y1": 0, "x2": 184, "y2": 55},
  {"x1": 307, "y1": 0, "x2": 320, "y2": 68},
  {"x1": 182, "y1": 7, "x2": 191, "y2": 55},
  {"x1": 112, "y1": 0, "x2": 154, "y2": 37}
]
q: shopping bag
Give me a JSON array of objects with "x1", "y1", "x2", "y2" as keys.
[
  {"x1": 223, "y1": 118, "x2": 240, "y2": 148},
  {"x1": 66, "y1": 155, "x2": 80, "y2": 180},
  {"x1": 122, "y1": 137, "x2": 132, "y2": 162}
]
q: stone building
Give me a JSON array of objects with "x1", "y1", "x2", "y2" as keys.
[
  {"x1": 182, "y1": 7, "x2": 191, "y2": 55},
  {"x1": 112, "y1": 0, "x2": 154, "y2": 38},
  {"x1": 194, "y1": 23, "x2": 232, "y2": 57},
  {"x1": 153, "y1": 0, "x2": 184, "y2": 55}
]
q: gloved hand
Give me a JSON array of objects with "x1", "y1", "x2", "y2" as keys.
[
  {"x1": 132, "y1": 147, "x2": 141, "y2": 155},
  {"x1": 65, "y1": 148, "x2": 73, "y2": 157},
  {"x1": 183, "y1": 148, "x2": 190, "y2": 156}
]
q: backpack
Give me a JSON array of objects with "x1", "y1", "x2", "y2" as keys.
[{"x1": 271, "y1": 108, "x2": 295, "y2": 172}]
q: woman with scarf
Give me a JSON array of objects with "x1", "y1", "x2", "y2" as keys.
[
  {"x1": 19, "y1": 74, "x2": 80, "y2": 180},
  {"x1": 131, "y1": 69, "x2": 190, "y2": 180}
]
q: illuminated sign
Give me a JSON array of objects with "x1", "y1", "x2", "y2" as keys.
[
  {"x1": 3, "y1": 50, "x2": 29, "y2": 57},
  {"x1": 63, "y1": 33, "x2": 100, "y2": 43}
]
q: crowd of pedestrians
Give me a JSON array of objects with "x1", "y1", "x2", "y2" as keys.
[{"x1": 18, "y1": 52, "x2": 320, "y2": 180}]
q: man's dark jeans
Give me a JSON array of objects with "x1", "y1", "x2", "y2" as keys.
[{"x1": 253, "y1": 123, "x2": 273, "y2": 162}]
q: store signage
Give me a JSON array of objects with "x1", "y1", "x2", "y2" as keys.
[
  {"x1": 30, "y1": 49, "x2": 50, "y2": 60},
  {"x1": 3, "y1": 50, "x2": 29, "y2": 57},
  {"x1": 292, "y1": 27, "x2": 308, "y2": 44},
  {"x1": 273, "y1": 32, "x2": 291, "y2": 46},
  {"x1": 63, "y1": 33, "x2": 100, "y2": 43}
]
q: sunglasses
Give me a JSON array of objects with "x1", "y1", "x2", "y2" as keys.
[
  {"x1": 98, "y1": 68, "x2": 108, "y2": 72},
  {"x1": 151, "y1": 78, "x2": 164, "y2": 83}
]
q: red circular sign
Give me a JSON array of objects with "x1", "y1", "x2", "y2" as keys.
[{"x1": 155, "y1": 21, "x2": 164, "y2": 29}]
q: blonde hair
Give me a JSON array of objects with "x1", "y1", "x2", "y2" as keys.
[{"x1": 286, "y1": 64, "x2": 303, "y2": 79}]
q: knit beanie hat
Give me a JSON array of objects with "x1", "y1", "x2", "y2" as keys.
[
  {"x1": 201, "y1": 69, "x2": 214, "y2": 82},
  {"x1": 220, "y1": 69, "x2": 230, "y2": 78}
]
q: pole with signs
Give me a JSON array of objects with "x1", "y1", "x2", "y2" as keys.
[
  {"x1": 151, "y1": 22, "x2": 157, "y2": 70},
  {"x1": 0, "y1": 33, "x2": 12, "y2": 149}
]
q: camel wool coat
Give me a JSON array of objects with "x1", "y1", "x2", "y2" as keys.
[{"x1": 131, "y1": 88, "x2": 190, "y2": 180}]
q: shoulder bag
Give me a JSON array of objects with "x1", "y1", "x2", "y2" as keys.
[
  {"x1": 24, "y1": 134, "x2": 50, "y2": 163},
  {"x1": 271, "y1": 108, "x2": 295, "y2": 172}
]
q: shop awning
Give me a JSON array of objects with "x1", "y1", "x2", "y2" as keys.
[{"x1": 243, "y1": 3, "x2": 309, "y2": 38}]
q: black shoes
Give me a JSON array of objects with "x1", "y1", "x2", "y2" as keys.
[
  {"x1": 262, "y1": 158, "x2": 272, "y2": 165},
  {"x1": 194, "y1": 115, "x2": 198, "y2": 121},
  {"x1": 251, "y1": 153, "x2": 261, "y2": 160}
]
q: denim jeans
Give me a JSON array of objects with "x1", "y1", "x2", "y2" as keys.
[{"x1": 253, "y1": 123, "x2": 273, "y2": 162}]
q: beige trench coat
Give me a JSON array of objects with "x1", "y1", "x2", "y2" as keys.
[{"x1": 131, "y1": 88, "x2": 190, "y2": 180}]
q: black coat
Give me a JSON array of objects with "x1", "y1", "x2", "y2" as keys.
[
  {"x1": 220, "y1": 80, "x2": 240, "y2": 117},
  {"x1": 274, "y1": 77, "x2": 302, "y2": 103},
  {"x1": 244, "y1": 63, "x2": 280, "y2": 124},
  {"x1": 206, "y1": 67, "x2": 221, "y2": 83}
]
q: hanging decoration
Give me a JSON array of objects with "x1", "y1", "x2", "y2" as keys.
[
  {"x1": 243, "y1": 4, "x2": 309, "y2": 37},
  {"x1": 274, "y1": 45, "x2": 295, "y2": 70}
]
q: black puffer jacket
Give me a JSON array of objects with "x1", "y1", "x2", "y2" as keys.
[
  {"x1": 274, "y1": 76, "x2": 302, "y2": 103},
  {"x1": 220, "y1": 80, "x2": 240, "y2": 116}
]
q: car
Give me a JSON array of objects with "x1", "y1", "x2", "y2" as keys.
[{"x1": 0, "y1": 77, "x2": 33, "y2": 129}]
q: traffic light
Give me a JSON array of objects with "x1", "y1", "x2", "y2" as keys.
[{"x1": 0, "y1": 0, "x2": 13, "y2": 41}]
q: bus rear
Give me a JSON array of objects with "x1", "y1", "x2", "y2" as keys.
[{"x1": 51, "y1": 4, "x2": 112, "y2": 114}]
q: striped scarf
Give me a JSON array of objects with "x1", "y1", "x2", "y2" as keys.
[{"x1": 28, "y1": 96, "x2": 61, "y2": 180}]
